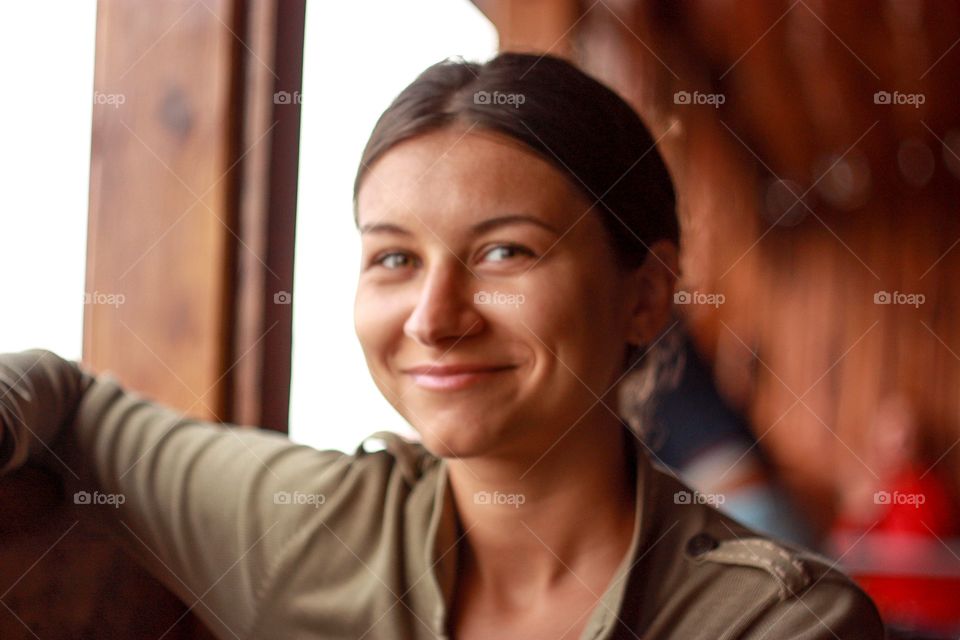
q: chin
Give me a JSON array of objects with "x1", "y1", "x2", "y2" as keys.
[{"x1": 413, "y1": 417, "x2": 506, "y2": 459}]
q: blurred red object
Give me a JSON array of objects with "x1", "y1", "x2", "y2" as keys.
[{"x1": 830, "y1": 464, "x2": 960, "y2": 633}]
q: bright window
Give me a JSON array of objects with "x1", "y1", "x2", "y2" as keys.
[
  {"x1": 289, "y1": 1, "x2": 497, "y2": 451},
  {"x1": 0, "y1": 2, "x2": 96, "y2": 361}
]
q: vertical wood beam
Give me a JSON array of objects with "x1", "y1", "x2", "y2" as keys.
[
  {"x1": 472, "y1": 0, "x2": 581, "y2": 57},
  {"x1": 228, "y1": 0, "x2": 305, "y2": 432},
  {"x1": 1, "y1": 1, "x2": 302, "y2": 637}
]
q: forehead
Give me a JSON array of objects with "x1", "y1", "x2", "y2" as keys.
[{"x1": 356, "y1": 126, "x2": 588, "y2": 231}]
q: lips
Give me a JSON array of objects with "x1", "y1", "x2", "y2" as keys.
[
  {"x1": 403, "y1": 363, "x2": 517, "y2": 391},
  {"x1": 402, "y1": 363, "x2": 515, "y2": 375}
]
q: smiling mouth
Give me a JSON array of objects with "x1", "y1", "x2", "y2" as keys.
[{"x1": 407, "y1": 366, "x2": 516, "y2": 391}]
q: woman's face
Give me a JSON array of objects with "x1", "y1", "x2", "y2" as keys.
[{"x1": 354, "y1": 125, "x2": 662, "y2": 460}]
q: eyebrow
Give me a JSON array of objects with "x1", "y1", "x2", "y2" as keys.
[{"x1": 359, "y1": 214, "x2": 561, "y2": 237}]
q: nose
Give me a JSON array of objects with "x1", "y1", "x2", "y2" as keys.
[{"x1": 403, "y1": 259, "x2": 483, "y2": 347}]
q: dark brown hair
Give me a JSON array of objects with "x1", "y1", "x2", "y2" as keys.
[{"x1": 352, "y1": 51, "x2": 678, "y2": 271}]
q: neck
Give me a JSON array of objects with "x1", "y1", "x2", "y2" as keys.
[{"x1": 446, "y1": 410, "x2": 638, "y2": 605}]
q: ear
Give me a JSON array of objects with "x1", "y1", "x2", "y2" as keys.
[{"x1": 624, "y1": 240, "x2": 679, "y2": 347}]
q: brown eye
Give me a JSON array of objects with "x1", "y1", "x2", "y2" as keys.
[
  {"x1": 482, "y1": 244, "x2": 534, "y2": 262},
  {"x1": 373, "y1": 251, "x2": 414, "y2": 269}
]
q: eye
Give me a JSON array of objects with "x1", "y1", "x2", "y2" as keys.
[
  {"x1": 371, "y1": 251, "x2": 416, "y2": 270},
  {"x1": 482, "y1": 244, "x2": 535, "y2": 262}
]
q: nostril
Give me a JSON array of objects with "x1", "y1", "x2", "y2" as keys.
[{"x1": 404, "y1": 307, "x2": 484, "y2": 347}]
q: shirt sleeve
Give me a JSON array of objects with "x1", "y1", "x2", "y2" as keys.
[
  {"x1": 0, "y1": 349, "x2": 354, "y2": 640},
  {"x1": 740, "y1": 574, "x2": 886, "y2": 640}
]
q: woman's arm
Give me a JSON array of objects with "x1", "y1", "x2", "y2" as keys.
[
  {"x1": 0, "y1": 349, "x2": 92, "y2": 475},
  {"x1": 0, "y1": 349, "x2": 353, "y2": 640}
]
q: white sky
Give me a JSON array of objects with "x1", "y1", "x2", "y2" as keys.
[
  {"x1": 289, "y1": 1, "x2": 498, "y2": 452},
  {"x1": 0, "y1": 3, "x2": 97, "y2": 361}
]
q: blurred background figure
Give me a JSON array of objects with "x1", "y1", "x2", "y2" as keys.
[
  {"x1": 829, "y1": 394, "x2": 960, "y2": 636},
  {"x1": 620, "y1": 318, "x2": 817, "y2": 548}
]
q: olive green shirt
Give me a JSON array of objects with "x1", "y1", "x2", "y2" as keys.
[{"x1": 0, "y1": 350, "x2": 884, "y2": 639}]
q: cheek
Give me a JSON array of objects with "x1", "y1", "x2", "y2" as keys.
[
  {"x1": 353, "y1": 285, "x2": 403, "y2": 365},
  {"x1": 518, "y1": 270, "x2": 624, "y2": 374},
  {"x1": 520, "y1": 266, "x2": 610, "y2": 335}
]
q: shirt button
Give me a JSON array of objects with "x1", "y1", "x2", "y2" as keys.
[{"x1": 686, "y1": 532, "x2": 718, "y2": 557}]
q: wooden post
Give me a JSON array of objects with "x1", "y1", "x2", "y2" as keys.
[{"x1": 0, "y1": 0, "x2": 304, "y2": 637}]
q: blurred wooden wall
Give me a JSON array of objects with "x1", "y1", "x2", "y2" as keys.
[{"x1": 475, "y1": 0, "x2": 960, "y2": 533}]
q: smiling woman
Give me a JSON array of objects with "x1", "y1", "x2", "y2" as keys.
[
  {"x1": 352, "y1": 54, "x2": 679, "y2": 468},
  {"x1": 0, "y1": 52, "x2": 883, "y2": 640}
]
